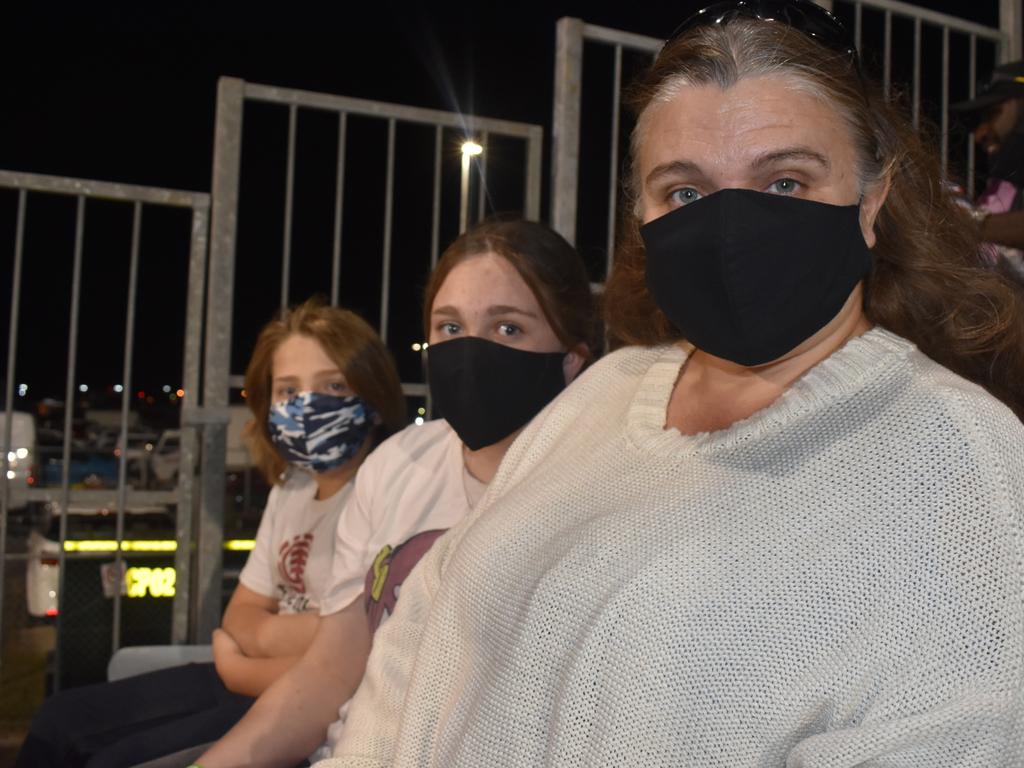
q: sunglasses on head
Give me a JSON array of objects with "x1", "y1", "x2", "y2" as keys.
[{"x1": 667, "y1": 0, "x2": 859, "y2": 64}]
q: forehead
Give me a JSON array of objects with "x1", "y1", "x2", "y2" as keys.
[
  {"x1": 272, "y1": 334, "x2": 340, "y2": 376},
  {"x1": 637, "y1": 75, "x2": 858, "y2": 180},
  {"x1": 433, "y1": 252, "x2": 541, "y2": 313}
]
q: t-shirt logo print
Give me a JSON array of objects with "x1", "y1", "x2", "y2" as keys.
[{"x1": 278, "y1": 532, "x2": 313, "y2": 594}]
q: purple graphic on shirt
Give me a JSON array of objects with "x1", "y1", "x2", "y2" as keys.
[{"x1": 364, "y1": 529, "x2": 447, "y2": 636}]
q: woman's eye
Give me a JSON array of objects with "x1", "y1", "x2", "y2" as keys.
[
  {"x1": 438, "y1": 322, "x2": 461, "y2": 336},
  {"x1": 669, "y1": 187, "x2": 702, "y2": 206},
  {"x1": 497, "y1": 323, "x2": 521, "y2": 337},
  {"x1": 327, "y1": 381, "x2": 348, "y2": 394},
  {"x1": 275, "y1": 386, "x2": 297, "y2": 400},
  {"x1": 767, "y1": 178, "x2": 800, "y2": 196}
]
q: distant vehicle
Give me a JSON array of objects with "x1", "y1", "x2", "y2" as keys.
[
  {"x1": 26, "y1": 529, "x2": 59, "y2": 617},
  {"x1": 37, "y1": 448, "x2": 119, "y2": 489},
  {"x1": 26, "y1": 407, "x2": 260, "y2": 619},
  {"x1": 149, "y1": 429, "x2": 181, "y2": 487},
  {"x1": 1, "y1": 410, "x2": 37, "y2": 512}
]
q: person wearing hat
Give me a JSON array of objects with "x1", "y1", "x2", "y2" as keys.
[{"x1": 952, "y1": 60, "x2": 1024, "y2": 274}]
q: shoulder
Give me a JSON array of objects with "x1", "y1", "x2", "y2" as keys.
[
  {"x1": 581, "y1": 344, "x2": 670, "y2": 386},
  {"x1": 366, "y1": 418, "x2": 456, "y2": 467},
  {"x1": 486, "y1": 345, "x2": 673, "y2": 499},
  {"x1": 353, "y1": 419, "x2": 459, "y2": 493},
  {"x1": 549, "y1": 345, "x2": 672, "y2": 419},
  {"x1": 894, "y1": 346, "x2": 1024, "y2": 493},
  {"x1": 904, "y1": 347, "x2": 1022, "y2": 437},
  {"x1": 837, "y1": 329, "x2": 1022, "y2": 449}
]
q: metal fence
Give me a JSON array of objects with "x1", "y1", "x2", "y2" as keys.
[
  {"x1": 0, "y1": 170, "x2": 209, "y2": 689},
  {"x1": 195, "y1": 77, "x2": 545, "y2": 638},
  {"x1": 551, "y1": 1, "x2": 1021, "y2": 276}
]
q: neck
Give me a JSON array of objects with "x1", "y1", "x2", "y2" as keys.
[
  {"x1": 667, "y1": 291, "x2": 872, "y2": 435},
  {"x1": 311, "y1": 438, "x2": 372, "y2": 500},
  {"x1": 462, "y1": 430, "x2": 519, "y2": 484}
]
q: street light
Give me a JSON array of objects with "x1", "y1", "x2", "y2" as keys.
[{"x1": 460, "y1": 140, "x2": 483, "y2": 234}]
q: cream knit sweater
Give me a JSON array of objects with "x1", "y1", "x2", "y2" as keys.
[{"x1": 318, "y1": 329, "x2": 1024, "y2": 767}]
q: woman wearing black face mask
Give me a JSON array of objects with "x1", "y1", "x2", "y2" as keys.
[
  {"x1": 322, "y1": 3, "x2": 1024, "y2": 768},
  {"x1": 198, "y1": 219, "x2": 596, "y2": 768}
]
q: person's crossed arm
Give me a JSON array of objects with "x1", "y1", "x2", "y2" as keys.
[{"x1": 212, "y1": 584, "x2": 320, "y2": 697}]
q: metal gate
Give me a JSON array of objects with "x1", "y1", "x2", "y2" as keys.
[
  {"x1": 0, "y1": 171, "x2": 209, "y2": 691},
  {"x1": 552, "y1": 1, "x2": 1021, "y2": 276},
  {"x1": 193, "y1": 77, "x2": 545, "y2": 638}
]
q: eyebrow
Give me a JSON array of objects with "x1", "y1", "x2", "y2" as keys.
[
  {"x1": 272, "y1": 369, "x2": 343, "y2": 382},
  {"x1": 644, "y1": 147, "x2": 831, "y2": 188},
  {"x1": 751, "y1": 147, "x2": 831, "y2": 171},
  {"x1": 431, "y1": 304, "x2": 539, "y2": 319},
  {"x1": 644, "y1": 159, "x2": 705, "y2": 188}
]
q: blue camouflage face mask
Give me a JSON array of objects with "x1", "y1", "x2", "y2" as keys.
[{"x1": 267, "y1": 391, "x2": 376, "y2": 473}]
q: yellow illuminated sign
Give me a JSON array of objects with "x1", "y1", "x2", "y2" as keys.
[
  {"x1": 62, "y1": 539, "x2": 255, "y2": 553},
  {"x1": 125, "y1": 567, "x2": 176, "y2": 598}
]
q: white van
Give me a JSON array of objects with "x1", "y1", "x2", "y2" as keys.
[{"x1": 1, "y1": 410, "x2": 37, "y2": 511}]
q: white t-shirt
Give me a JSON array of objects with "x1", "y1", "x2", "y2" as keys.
[
  {"x1": 239, "y1": 471, "x2": 352, "y2": 614},
  {"x1": 310, "y1": 418, "x2": 479, "y2": 762},
  {"x1": 318, "y1": 418, "x2": 479, "y2": 616}
]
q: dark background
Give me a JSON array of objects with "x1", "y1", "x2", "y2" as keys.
[{"x1": 0, "y1": 0, "x2": 1007, "y2": 409}]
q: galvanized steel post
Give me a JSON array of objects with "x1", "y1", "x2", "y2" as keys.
[
  {"x1": 199, "y1": 76, "x2": 244, "y2": 641},
  {"x1": 552, "y1": 17, "x2": 584, "y2": 245},
  {"x1": 1000, "y1": 0, "x2": 1023, "y2": 61},
  {"x1": 173, "y1": 201, "x2": 210, "y2": 643}
]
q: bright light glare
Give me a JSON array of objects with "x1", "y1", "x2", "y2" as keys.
[
  {"x1": 17, "y1": 384, "x2": 27, "y2": 397},
  {"x1": 78, "y1": 384, "x2": 89, "y2": 393},
  {"x1": 5, "y1": 470, "x2": 14, "y2": 480},
  {"x1": 461, "y1": 141, "x2": 483, "y2": 157},
  {"x1": 162, "y1": 385, "x2": 171, "y2": 393},
  {"x1": 414, "y1": 417, "x2": 425, "y2": 426},
  {"x1": 411, "y1": 343, "x2": 422, "y2": 352},
  {"x1": 114, "y1": 384, "x2": 124, "y2": 393},
  {"x1": 17, "y1": 448, "x2": 28, "y2": 459}
]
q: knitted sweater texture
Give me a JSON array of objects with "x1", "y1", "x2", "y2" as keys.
[{"x1": 319, "y1": 329, "x2": 1024, "y2": 767}]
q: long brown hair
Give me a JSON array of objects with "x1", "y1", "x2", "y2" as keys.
[
  {"x1": 423, "y1": 218, "x2": 599, "y2": 358},
  {"x1": 604, "y1": 20, "x2": 1024, "y2": 418},
  {"x1": 244, "y1": 298, "x2": 406, "y2": 484}
]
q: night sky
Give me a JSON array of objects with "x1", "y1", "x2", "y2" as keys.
[{"x1": 0, "y1": 1, "x2": 1007, "y2": 412}]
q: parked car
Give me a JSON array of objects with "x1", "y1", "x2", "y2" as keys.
[
  {"x1": 26, "y1": 528, "x2": 59, "y2": 617},
  {"x1": 1, "y1": 410, "x2": 37, "y2": 513},
  {"x1": 25, "y1": 407, "x2": 262, "y2": 619}
]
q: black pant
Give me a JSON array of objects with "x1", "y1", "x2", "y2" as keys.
[{"x1": 15, "y1": 661, "x2": 253, "y2": 768}]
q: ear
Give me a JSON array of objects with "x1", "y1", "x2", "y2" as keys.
[
  {"x1": 858, "y1": 173, "x2": 892, "y2": 248},
  {"x1": 562, "y1": 343, "x2": 589, "y2": 385}
]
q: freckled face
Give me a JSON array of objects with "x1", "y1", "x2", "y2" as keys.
[{"x1": 636, "y1": 75, "x2": 885, "y2": 246}]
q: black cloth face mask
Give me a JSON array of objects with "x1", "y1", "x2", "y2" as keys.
[
  {"x1": 641, "y1": 189, "x2": 873, "y2": 366},
  {"x1": 427, "y1": 336, "x2": 567, "y2": 450}
]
